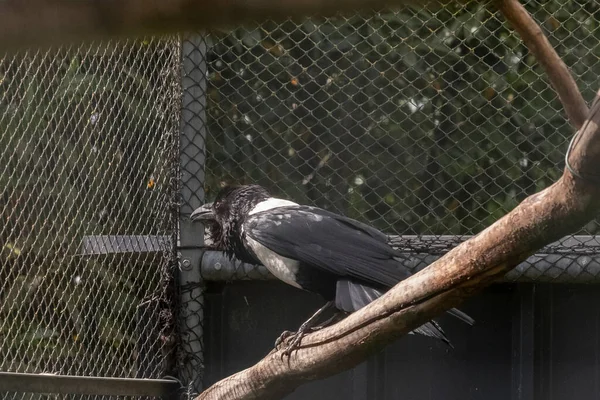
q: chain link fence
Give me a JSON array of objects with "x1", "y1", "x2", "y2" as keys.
[
  {"x1": 2, "y1": 0, "x2": 600, "y2": 398},
  {"x1": 0, "y1": 38, "x2": 181, "y2": 396},
  {"x1": 202, "y1": 0, "x2": 600, "y2": 281}
]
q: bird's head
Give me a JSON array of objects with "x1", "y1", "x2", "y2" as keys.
[{"x1": 190, "y1": 184, "x2": 270, "y2": 251}]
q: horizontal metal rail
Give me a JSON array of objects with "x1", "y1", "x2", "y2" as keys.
[
  {"x1": 0, "y1": 372, "x2": 180, "y2": 397},
  {"x1": 79, "y1": 235, "x2": 600, "y2": 283},
  {"x1": 80, "y1": 235, "x2": 170, "y2": 255},
  {"x1": 201, "y1": 235, "x2": 600, "y2": 284}
]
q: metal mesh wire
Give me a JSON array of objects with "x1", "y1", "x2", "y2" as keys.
[
  {"x1": 0, "y1": 38, "x2": 180, "y2": 383},
  {"x1": 203, "y1": 0, "x2": 600, "y2": 258},
  {"x1": 2, "y1": 0, "x2": 600, "y2": 397}
]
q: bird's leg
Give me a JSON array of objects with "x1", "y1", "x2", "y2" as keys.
[
  {"x1": 276, "y1": 301, "x2": 337, "y2": 356},
  {"x1": 275, "y1": 301, "x2": 336, "y2": 348},
  {"x1": 276, "y1": 311, "x2": 346, "y2": 353},
  {"x1": 311, "y1": 310, "x2": 346, "y2": 330}
]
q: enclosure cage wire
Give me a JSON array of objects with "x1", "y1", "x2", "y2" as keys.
[
  {"x1": 2, "y1": 0, "x2": 600, "y2": 398},
  {"x1": 0, "y1": 36, "x2": 182, "y2": 397},
  {"x1": 202, "y1": 0, "x2": 600, "y2": 270}
]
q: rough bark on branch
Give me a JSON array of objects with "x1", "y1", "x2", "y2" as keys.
[
  {"x1": 196, "y1": 2, "x2": 598, "y2": 399},
  {"x1": 0, "y1": 0, "x2": 451, "y2": 52}
]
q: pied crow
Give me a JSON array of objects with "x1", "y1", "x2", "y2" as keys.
[{"x1": 191, "y1": 184, "x2": 474, "y2": 354}]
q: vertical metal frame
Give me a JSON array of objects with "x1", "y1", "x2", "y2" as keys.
[{"x1": 178, "y1": 34, "x2": 208, "y2": 396}]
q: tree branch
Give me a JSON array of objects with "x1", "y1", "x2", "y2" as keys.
[
  {"x1": 496, "y1": 0, "x2": 588, "y2": 128},
  {"x1": 197, "y1": 94, "x2": 600, "y2": 400},
  {"x1": 197, "y1": 2, "x2": 599, "y2": 399}
]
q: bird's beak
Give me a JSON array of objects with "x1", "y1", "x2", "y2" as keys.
[{"x1": 190, "y1": 203, "x2": 215, "y2": 222}]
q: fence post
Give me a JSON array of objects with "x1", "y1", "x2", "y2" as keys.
[{"x1": 178, "y1": 34, "x2": 208, "y2": 397}]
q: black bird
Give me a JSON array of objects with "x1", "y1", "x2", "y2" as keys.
[{"x1": 191, "y1": 184, "x2": 473, "y2": 354}]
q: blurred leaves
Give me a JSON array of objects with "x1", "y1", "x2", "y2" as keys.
[
  {"x1": 205, "y1": 0, "x2": 600, "y2": 235},
  {"x1": 2, "y1": 0, "x2": 599, "y2": 383},
  {"x1": 0, "y1": 39, "x2": 179, "y2": 376}
]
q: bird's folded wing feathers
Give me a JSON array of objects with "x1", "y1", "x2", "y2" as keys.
[{"x1": 244, "y1": 206, "x2": 410, "y2": 288}]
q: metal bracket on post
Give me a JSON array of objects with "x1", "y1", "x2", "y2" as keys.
[{"x1": 178, "y1": 34, "x2": 207, "y2": 397}]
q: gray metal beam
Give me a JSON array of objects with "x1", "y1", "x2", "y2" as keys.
[
  {"x1": 80, "y1": 235, "x2": 170, "y2": 255},
  {"x1": 178, "y1": 34, "x2": 208, "y2": 396},
  {"x1": 0, "y1": 372, "x2": 179, "y2": 396},
  {"x1": 201, "y1": 235, "x2": 600, "y2": 284}
]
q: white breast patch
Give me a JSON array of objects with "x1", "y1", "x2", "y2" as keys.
[
  {"x1": 245, "y1": 236, "x2": 302, "y2": 289},
  {"x1": 248, "y1": 198, "x2": 298, "y2": 215}
]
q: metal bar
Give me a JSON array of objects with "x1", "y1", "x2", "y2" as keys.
[
  {"x1": 80, "y1": 235, "x2": 170, "y2": 255},
  {"x1": 178, "y1": 34, "x2": 208, "y2": 396},
  {"x1": 0, "y1": 372, "x2": 179, "y2": 396},
  {"x1": 203, "y1": 235, "x2": 600, "y2": 255},
  {"x1": 201, "y1": 235, "x2": 600, "y2": 283},
  {"x1": 386, "y1": 235, "x2": 600, "y2": 255}
]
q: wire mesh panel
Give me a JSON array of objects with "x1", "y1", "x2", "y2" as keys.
[
  {"x1": 203, "y1": 0, "x2": 600, "y2": 254},
  {"x1": 0, "y1": 38, "x2": 180, "y2": 385}
]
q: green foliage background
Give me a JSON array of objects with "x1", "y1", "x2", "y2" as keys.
[
  {"x1": 1, "y1": 0, "x2": 599, "y2": 386},
  {"x1": 205, "y1": 0, "x2": 600, "y2": 235},
  {"x1": 0, "y1": 40, "x2": 179, "y2": 377}
]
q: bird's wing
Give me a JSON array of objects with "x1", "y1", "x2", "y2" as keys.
[{"x1": 244, "y1": 205, "x2": 409, "y2": 288}]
